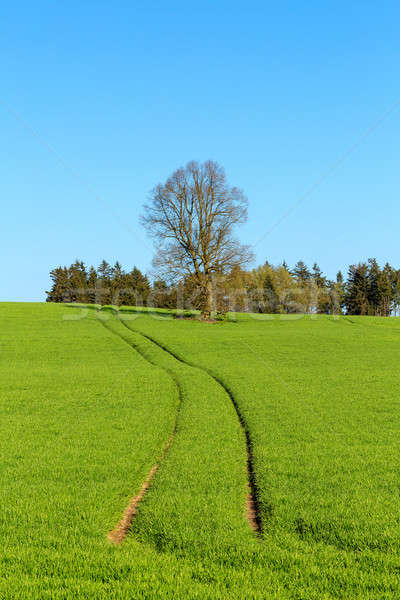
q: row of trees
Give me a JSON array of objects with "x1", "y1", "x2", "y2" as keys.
[
  {"x1": 345, "y1": 259, "x2": 400, "y2": 316},
  {"x1": 246, "y1": 259, "x2": 400, "y2": 316},
  {"x1": 46, "y1": 162, "x2": 399, "y2": 317},
  {"x1": 46, "y1": 258, "x2": 400, "y2": 316},
  {"x1": 46, "y1": 260, "x2": 151, "y2": 306}
]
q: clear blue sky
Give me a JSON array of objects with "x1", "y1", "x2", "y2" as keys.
[{"x1": 1, "y1": 1, "x2": 399, "y2": 301}]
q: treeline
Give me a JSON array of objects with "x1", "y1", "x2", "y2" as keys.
[
  {"x1": 46, "y1": 260, "x2": 151, "y2": 306},
  {"x1": 247, "y1": 259, "x2": 400, "y2": 317},
  {"x1": 46, "y1": 258, "x2": 400, "y2": 316}
]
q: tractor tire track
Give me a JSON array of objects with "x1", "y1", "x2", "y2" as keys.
[
  {"x1": 119, "y1": 315, "x2": 262, "y2": 535},
  {"x1": 107, "y1": 436, "x2": 174, "y2": 545},
  {"x1": 96, "y1": 310, "x2": 183, "y2": 545}
]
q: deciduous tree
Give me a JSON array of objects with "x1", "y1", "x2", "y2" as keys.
[{"x1": 141, "y1": 160, "x2": 253, "y2": 318}]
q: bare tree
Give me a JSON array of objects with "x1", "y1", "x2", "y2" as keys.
[{"x1": 141, "y1": 160, "x2": 254, "y2": 318}]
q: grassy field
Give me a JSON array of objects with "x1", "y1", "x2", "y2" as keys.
[{"x1": 1, "y1": 303, "x2": 400, "y2": 598}]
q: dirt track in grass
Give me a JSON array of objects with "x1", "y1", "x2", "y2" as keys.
[
  {"x1": 118, "y1": 316, "x2": 262, "y2": 535},
  {"x1": 98, "y1": 313, "x2": 182, "y2": 544},
  {"x1": 99, "y1": 308, "x2": 261, "y2": 539},
  {"x1": 107, "y1": 435, "x2": 174, "y2": 545}
]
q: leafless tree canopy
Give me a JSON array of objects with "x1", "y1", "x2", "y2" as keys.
[{"x1": 141, "y1": 160, "x2": 254, "y2": 316}]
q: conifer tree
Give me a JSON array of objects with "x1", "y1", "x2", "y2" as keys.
[
  {"x1": 68, "y1": 260, "x2": 88, "y2": 302},
  {"x1": 281, "y1": 260, "x2": 289, "y2": 272},
  {"x1": 292, "y1": 261, "x2": 312, "y2": 312},
  {"x1": 97, "y1": 260, "x2": 112, "y2": 305},
  {"x1": 392, "y1": 270, "x2": 400, "y2": 316},
  {"x1": 312, "y1": 263, "x2": 326, "y2": 288},
  {"x1": 111, "y1": 261, "x2": 124, "y2": 305},
  {"x1": 379, "y1": 263, "x2": 393, "y2": 317},
  {"x1": 345, "y1": 263, "x2": 369, "y2": 315},
  {"x1": 311, "y1": 263, "x2": 330, "y2": 313},
  {"x1": 263, "y1": 270, "x2": 279, "y2": 313},
  {"x1": 367, "y1": 258, "x2": 381, "y2": 315},
  {"x1": 293, "y1": 261, "x2": 311, "y2": 283},
  {"x1": 329, "y1": 271, "x2": 345, "y2": 315},
  {"x1": 87, "y1": 266, "x2": 98, "y2": 304},
  {"x1": 130, "y1": 267, "x2": 151, "y2": 304},
  {"x1": 46, "y1": 267, "x2": 70, "y2": 302}
]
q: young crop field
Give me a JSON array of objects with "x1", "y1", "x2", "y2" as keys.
[{"x1": 1, "y1": 302, "x2": 400, "y2": 598}]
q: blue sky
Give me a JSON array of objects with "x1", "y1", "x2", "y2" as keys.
[{"x1": 1, "y1": 1, "x2": 399, "y2": 300}]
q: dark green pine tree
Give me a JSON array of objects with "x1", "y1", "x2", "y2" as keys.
[
  {"x1": 281, "y1": 260, "x2": 289, "y2": 272},
  {"x1": 379, "y1": 263, "x2": 393, "y2": 317},
  {"x1": 392, "y1": 269, "x2": 400, "y2": 316},
  {"x1": 97, "y1": 260, "x2": 112, "y2": 305},
  {"x1": 87, "y1": 266, "x2": 98, "y2": 304},
  {"x1": 46, "y1": 266, "x2": 70, "y2": 302},
  {"x1": 345, "y1": 263, "x2": 369, "y2": 315},
  {"x1": 292, "y1": 260, "x2": 311, "y2": 283},
  {"x1": 311, "y1": 263, "x2": 329, "y2": 313},
  {"x1": 68, "y1": 260, "x2": 88, "y2": 303},
  {"x1": 111, "y1": 261, "x2": 125, "y2": 306},
  {"x1": 262, "y1": 271, "x2": 278, "y2": 313},
  {"x1": 292, "y1": 261, "x2": 312, "y2": 313},
  {"x1": 131, "y1": 266, "x2": 151, "y2": 304},
  {"x1": 97, "y1": 259, "x2": 112, "y2": 280},
  {"x1": 312, "y1": 263, "x2": 326, "y2": 288},
  {"x1": 117, "y1": 266, "x2": 150, "y2": 306},
  {"x1": 366, "y1": 258, "x2": 381, "y2": 315}
]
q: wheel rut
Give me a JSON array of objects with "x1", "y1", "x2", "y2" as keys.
[
  {"x1": 107, "y1": 435, "x2": 174, "y2": 545},
  {"x1": 96, "y1": 310, "x2": 183, "y2": 545},
  {"x1": 118, "y1": 314, "x2": 262, "y2": 535}
]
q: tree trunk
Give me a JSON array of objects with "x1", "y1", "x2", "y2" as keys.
[{"x1": 201, "y1": 276, "x2": 213, "y2": 319}]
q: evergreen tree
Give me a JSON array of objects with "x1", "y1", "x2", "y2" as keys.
[
  {"x1": 251, "y1": 267, "x2": 279, "y2": 313},
  {"x1": 329, "y1": 271, "x2": 345, "y2": 315},
  {"x1": 292, "y1": 261, "x2": 312, "y2": 312},
  {"x1": 312, "y1": 263, "x2": 326, "y2": 288},
  {"x1": 130, "y1": 267, "x2": 151, "y2": 304},
  {"x1": 379, "y1": 263, "x2": 393, "y2": 317},
  {"x1": 87, "y1": 266, "x2": 98, "y2": 304},
  {"x1": 97, "y1": 260, "x2": 112, "y2": 304},
  {"x1": 366, "y1": 258, "x2": 381, "y2": 315},
  {"x1": 68, "y1": 260, "x2": 88, "y2": 302},
  {"x1": 97, "y1": 259, "x2": 112, "y2": 280},
  {"x1": 311, "y1": 263, "x2": 330, "y2": 313},
  {"x1": 263, "y1": 271, "x2": 279, "y2": 313},
  {"x1": 46, "y1": 267, "x2": 70, "y2": 302},
  {"x1": 392, "y1": 270, "x2": 400, "y2": 316},
  {"x1": 345, "y1": 263, "x2": 369, "y2": 315},
  {"x1": 117, "y1": 266, "x2": 151, "y2": 306},
  {"x1": 111, "y1": 261, "x2": 125, "y2": 305},
  {"x1": 293, "y1": 261, "x2": 311, "y2": 283}
]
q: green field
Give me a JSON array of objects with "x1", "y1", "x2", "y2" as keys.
[{"x1": 1, "y1": 302, "x2": 400, "y2": 598}]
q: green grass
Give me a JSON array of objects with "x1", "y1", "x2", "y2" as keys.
[
  {"x1": 1, "y1": 303, "x2": 400, "y2": 598},
  {"x1": 99, "y1": 309, "x2": 253, "y2": 556},
  {"x1": 119, "y1": 308, "x2": 400, "y2": 596}
]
